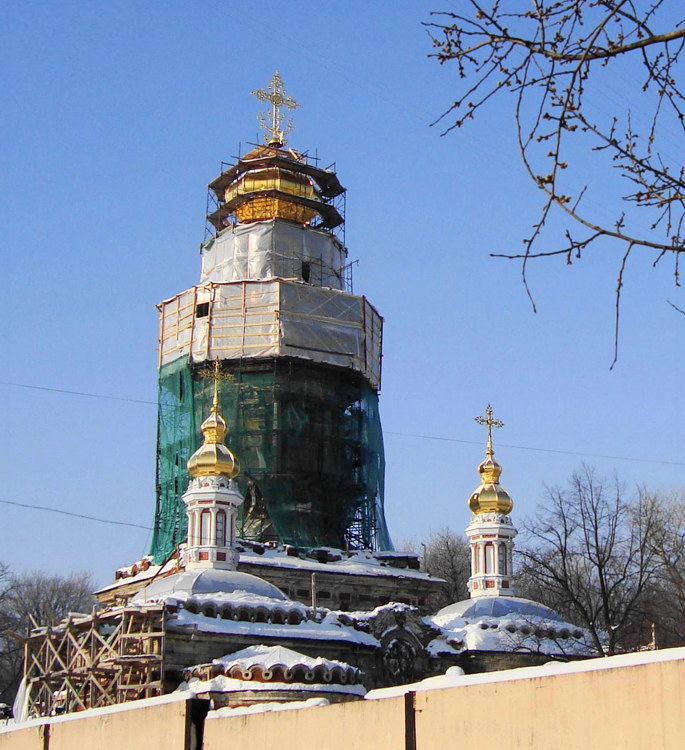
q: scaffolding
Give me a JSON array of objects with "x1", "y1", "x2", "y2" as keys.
[
  {"x1": 204, "y1": 145, "x2": 347, "y2": 244},
  {"x1": 23, "y1": 606, "x2": 166, "y2": 718},
  {"x1": 157, "y1": 279, "x2": 382, "y2": 391},
  {"x1": 151, "y1": 141, "x2": 390, "y2": 563},
  {"x1": 150, "y1": 357, "x2": 391, "y2": 563}
]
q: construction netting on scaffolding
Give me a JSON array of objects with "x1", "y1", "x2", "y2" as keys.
[{"x1": 150, "y1": 357, "x2": 392, "y2": 563}]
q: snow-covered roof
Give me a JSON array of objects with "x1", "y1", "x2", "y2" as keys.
[
  {"x1": 435, "y1": 596, "x2": 569, "y2": 624},
  {"x1": 168, "y1": 607, "x2": 379, "y2": 646},
  {"x1": 207, "y1": 697, "x2": 330, "y2": 718},
  {"x1": 186, "y1": 644, "x2": 362, "y2": 686},
  {"x1": 426, "y1": 596, "x2": 593, "y2": 657},
  {"x1": 213, "y1": 644, "x2": 353, "y2": 674},
  {"x1": 183, "y1": 674, "x2": 366, "y2": 698},
  {"x1": 238, "y1": 546, "x2": 440, "y2": 582},
  {"x1": 132, "y1": 568, "x2": 288, "y2": 605}
]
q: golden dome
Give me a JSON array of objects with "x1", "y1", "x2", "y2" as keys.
[
  {"x1": 469, "y1": 405, "x2": 513, "y2": 515},
  {"x1": 187, "y1": 393, "x2": 240, "y2": 479}
]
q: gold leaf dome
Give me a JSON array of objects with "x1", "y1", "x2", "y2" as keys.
[
  {"x1": 469, "y1": 405, "x2": 513, "y2": 515},
  {"x1": 187, "y1": 399, "x2": 240, "y2": 479}
]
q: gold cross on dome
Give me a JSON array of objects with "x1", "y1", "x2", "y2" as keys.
[
  {"x1": 474, "y1": 404, "x2": 504, "y2": 450},
  {"x1": 197, "y1": 360, "x2": 234, "y2": 410},
  {"x1": 251, "y1": 70, "x2": 300, "y2": 147}
]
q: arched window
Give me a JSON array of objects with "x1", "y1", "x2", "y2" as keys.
[
  {"x1": 499, "y1": 542, "x2": 508, "y2": 574},
  {"x1": 215, "y1": 510, "x2": 226, "y2": 547},
  {"x1": 484, "y1": 542, "x2": 494, "y2": 574},
  {"x1": 200, "y1": 510, "x2": 211, "y2": 546},
  {"x1": 188, "y1": 513, "x2": 196, "y2": 547}
]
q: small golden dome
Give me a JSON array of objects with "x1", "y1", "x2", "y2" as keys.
[
  {"x1": 469, "y1": 405, "x2": 513, "y2": 515},
  {"x1": 468, "y1": 448, "x2": 514, "y2": 515},
  {"x1": 187, "y1": 399, "x2": 240, "y2": 479}
]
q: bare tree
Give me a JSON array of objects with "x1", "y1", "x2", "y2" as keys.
[
  {"x1": 423, "y1": 526, "x2": 471, "y2": 606},
  {"x1": 642, "y1": 491, "x2": 685, "y2": 646},
  {"x1": 516, "y1": 466, "x2": 661, "y2": 654},
  {"x1": 426, "y1": 2, "x2": 685, "y2": 365},
  {"x1": 0, "y1": 570, "x2": 96, "y2": 705}
]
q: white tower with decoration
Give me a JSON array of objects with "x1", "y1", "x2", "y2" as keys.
[
  {"x1": 183, "y1": 363, "x2": 244, "y2": 571},
  {"x1": 466, "y1": 405, "x2": 517, "y2": 598}
]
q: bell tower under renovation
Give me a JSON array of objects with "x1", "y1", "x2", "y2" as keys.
[{"x1": 150, "y1": 73, "x2": 391, "y2": 561}]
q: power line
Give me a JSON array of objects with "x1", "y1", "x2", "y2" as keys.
[
  {"x1": 384, "y1": 431, "x2": 685, "y2": 467},
  {"x1": 0, "y1": 500, "x2": 152, "y2": 531},
  {"x1": 0, "y1": 381, "x2": 156, "y2": 406},
  {"x1": 2, "y1": 380, "x2": 682, "y2": 468}
]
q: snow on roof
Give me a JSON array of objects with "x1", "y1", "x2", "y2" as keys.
[
  {"x1": 207, "y1": 697, "x2": 330, "y2": 719},
  {"x1": 238, "y1": 546, "x2": 440, "y2": 581},
  {"x1": 435, "y1": 596, "x2": 568, "y2": 624},
  {"x1": 94, "y1": 562, "x2": 163, "y2": 595},
  {"x1": 182, "y1": 674, "x2": 366, "y2": 698},
  {"x1": 168, "y1": 607, "x2": 379, "y2": 646},
  {"x1": 132, "y1": 569, "x2": 288, "y2": 605},
  {"x1": 212, "y1": 644, "x2": 352, "y2": 673},
  {"x1": 366, "y1": 645, "x2": 685, "y2": 700},
  {"x1": 426, "y1": 595, "x2": 594, "y2": 657}
]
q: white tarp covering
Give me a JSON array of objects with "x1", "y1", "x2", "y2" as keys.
[
  {"x1": 158, "y1": 280, "x2": 382, "y2": 390},
  {"x1": 200, "y1": 220, "x2": 347, "y2": 290}
]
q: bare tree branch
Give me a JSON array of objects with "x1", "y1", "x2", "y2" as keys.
[{"x1": 426, "y1": 2, "x2": 685, "y2": 359}]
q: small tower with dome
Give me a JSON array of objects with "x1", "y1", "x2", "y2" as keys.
[
  {"x1": 183, "y1": 362, "x2": 244, "y2": 571},
  {"x1": 466, "y1": 405, "x2": 517, "y2": 598}
]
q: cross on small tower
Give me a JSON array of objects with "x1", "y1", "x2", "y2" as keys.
[
  {"x1": 197, "y1": 360, "x2": 234, "y2": 411},
  {"x1": 474, "y1": 404, "x2": 504, "y2": 451},
  {"x1": 251, "y1": 70, "x2": 300, "y2": 147}
]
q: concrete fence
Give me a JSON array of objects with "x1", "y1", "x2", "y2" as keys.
[{"x1": 2, "y1": 648, "x2": 684, "y2": 749}]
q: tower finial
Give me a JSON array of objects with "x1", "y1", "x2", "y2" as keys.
[
  {"x1": 469, "y1": 404, "x2": 512, "y2": 514},
  {"x1": 187, "y1": 362, "x2": 239, "y2": 478},
  {"x1": 466, "y1": 404, "x2": 517, "y2": 598},
  {"x1": 251, "y1": 70, "x2": 300, "y2": 147},
  {"x1": 474, "y1": 404, "x2": 504, "y2": 455}
]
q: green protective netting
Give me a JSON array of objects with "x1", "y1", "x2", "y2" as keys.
[{"x1": 150, "y1": 356, "x2": 393, "y2": 563}]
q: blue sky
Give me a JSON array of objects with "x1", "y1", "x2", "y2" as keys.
[{"x1": 1, "y1": 1, "x2": 683, "y2": 586}]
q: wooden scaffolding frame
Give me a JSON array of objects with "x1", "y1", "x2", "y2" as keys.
[{"x1": 24, "y1": 604, "x2": 168, "y2": 718}]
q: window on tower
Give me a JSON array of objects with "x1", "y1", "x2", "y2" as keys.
[
  {"x1": 484, "y1": 542, "x2": 494, "y2": 574},
  {"x1": 216, "y1": 510, "x2": 226, "y2": 547},
  {"x1": 196, "y1": 302, "x2": 210, "y2": 318},
  {"x1": 200, "y1": 510, "x2": 211, "y2": 546}
]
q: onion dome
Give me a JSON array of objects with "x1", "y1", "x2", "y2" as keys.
[
  {"x1": 206, "y1": 73, "x2": 344, "y2": 232},
  {"x1": 187, "y1": 390, "x2": 240, "y2": 479},
  {"x1": 206, "y1": 143, "x2": 344, "y2": 230},
  {"x1": 468, "y1": 405, "x2": 513, "y2": 515}
]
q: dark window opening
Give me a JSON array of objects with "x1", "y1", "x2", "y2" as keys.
[
  {"x1": 301, "y1": 261, "x2": 311, "y2": 284},
  {"x1": 196, "y1": 302, "x2": 209, "y2": 318}
]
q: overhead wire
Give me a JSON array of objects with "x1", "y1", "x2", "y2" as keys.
[
  {"x1": 2, "y1": 380, "x2": 682, "y2": 468},
  {"x1": 0, "y1": 499, "x2": 152, "y2": 531}
]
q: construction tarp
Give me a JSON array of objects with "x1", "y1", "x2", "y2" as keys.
[
  {"x1": 158, "y1": 280, "x2": 382, "y2": 391},
  {"x1": 200, "y1": 219, "x2": 347, "y2": 290}
]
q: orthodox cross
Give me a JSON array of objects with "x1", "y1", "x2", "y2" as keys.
[
  {"x1": 474, "y1": 404, "x2": 504, "y2": 451},
  {"x1": 251, "y1": 70, "x2": 300, "y2": 147},
  {"x1": 197, "y1": 360, "x2": 234, "y2": 411}
]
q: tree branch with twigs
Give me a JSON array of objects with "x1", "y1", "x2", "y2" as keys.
[{"x1": 426, "y1": 1, "x2": 685, "y2": 365}]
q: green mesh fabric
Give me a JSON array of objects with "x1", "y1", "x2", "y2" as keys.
[{"x1": 150, "y1": 357, "x2": 392, "y2": 563}]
